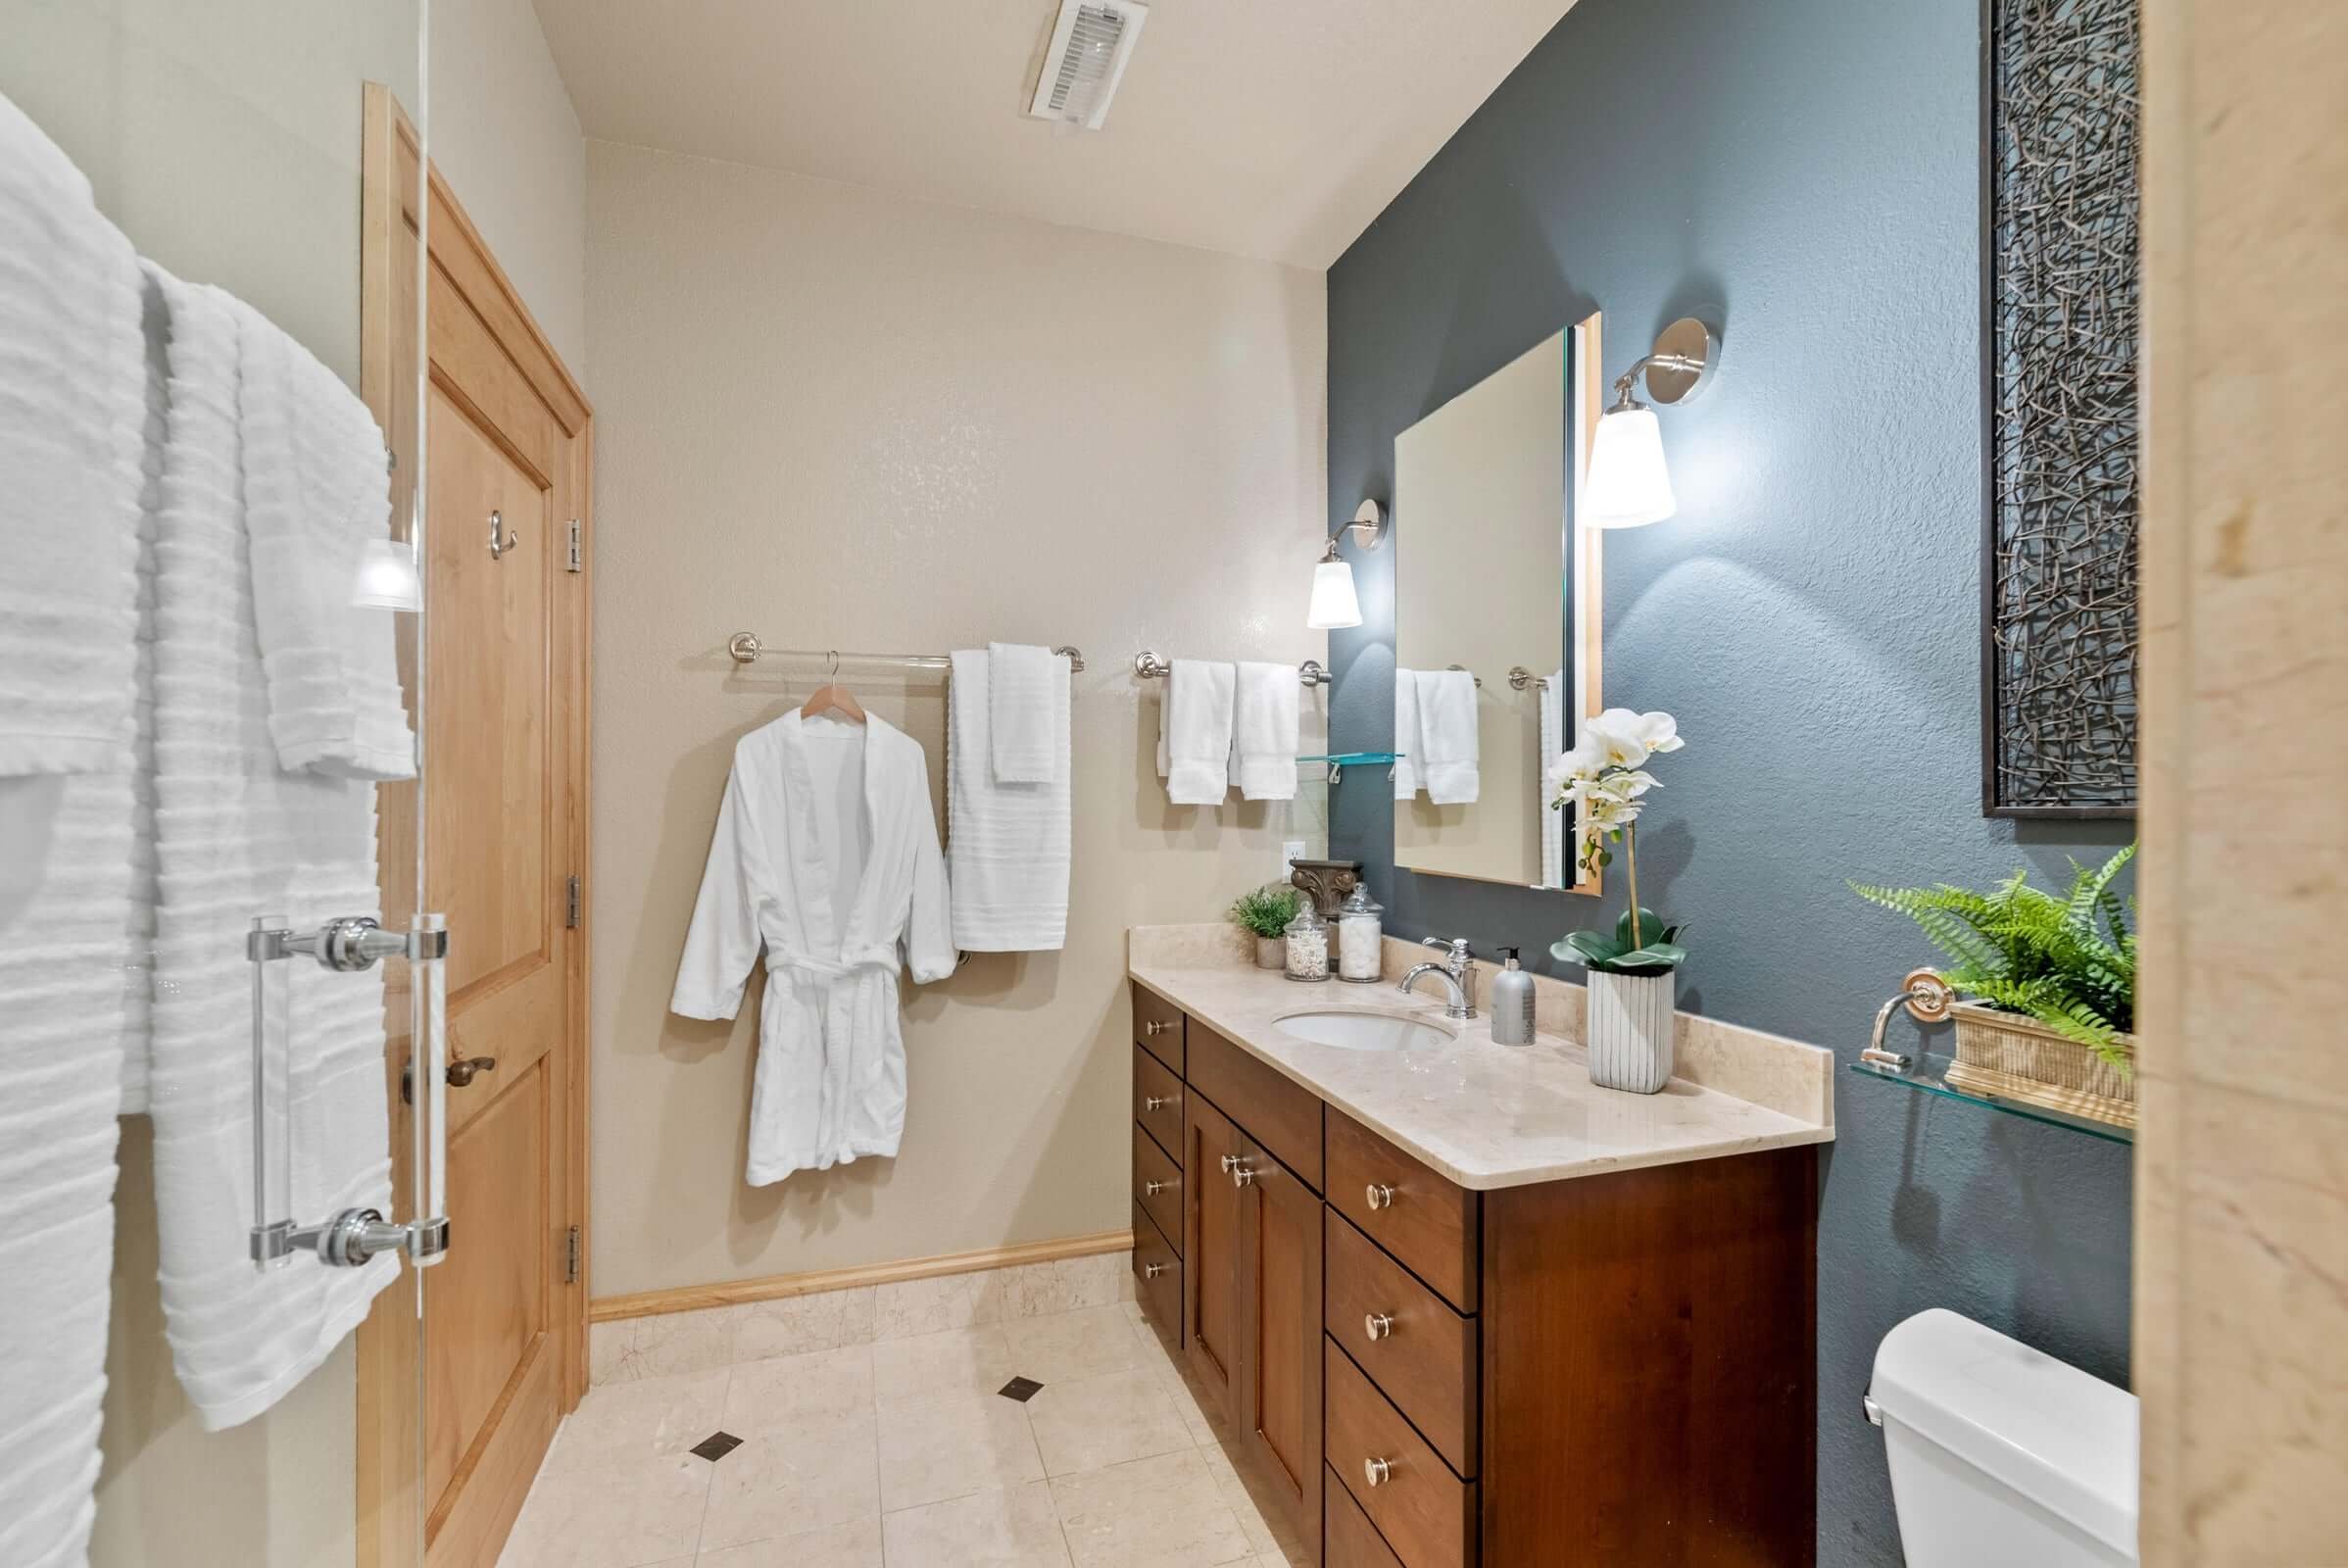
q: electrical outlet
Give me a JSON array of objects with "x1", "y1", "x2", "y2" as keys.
[{"x1": 1279, "y1": 840, "x2": 1307, "y2": 884}]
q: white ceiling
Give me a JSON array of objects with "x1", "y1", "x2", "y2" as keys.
[{"x1": 531, "y1": 0, "x2": 1579, "y2": 270}]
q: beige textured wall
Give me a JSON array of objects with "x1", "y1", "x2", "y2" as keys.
[
  {"x1": 2133, "y1": 2, "x2": 2348, "y2": 1561},
  {"x1": 585, "y1": 139, "x2": 1328, "y2": 1297},
  {"x1": 0, "y1": 4, "x2": 585, "y2": 1563}
]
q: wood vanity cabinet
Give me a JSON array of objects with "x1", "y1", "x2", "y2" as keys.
[{"x1": 1130, "y1": 980, "x2": 1817, "y2": 1568}]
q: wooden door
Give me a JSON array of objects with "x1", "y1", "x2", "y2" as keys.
[
  {"x1": 1184, "y1": 1094, "x2": 1245, "y2": 1421},
  {"x1": 357, "y1": 86, "x2": 593, "y2": 1568},
  {"x1": 1237, "y1": 1133, "x2": 1323, "y2": 1553}
]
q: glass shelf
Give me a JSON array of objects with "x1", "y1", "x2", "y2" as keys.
[
  {"x1": 1296, "y1": 752, "x2": 1404, "y2": 784},
  {"x1": 1849, "y1": 1057, "x2": 2134, "y2": 1146}
]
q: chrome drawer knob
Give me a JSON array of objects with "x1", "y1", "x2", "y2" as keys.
[
  {"x1": 1143, "y1": 1019, "x2": 1174, "y2": 1036},
  {"x1": 1363, "y1": 1456, "x2": 1394, "y2": 1487},
  {"x1": 1145, "y1": 1261, "x2": 1168, "y2": 1279},
  {"x1": 1365, "y1": 1311, "x2": 1395, "y2": 1341},
  {"x1": 1365, "y1": 1182, "x2": 1395, "y2": 1209},
  {"x1": 1145, "y1": 1179, "x2": 1171, "y2": 1196},
  {"x1": 1221, "y1": 1153, "x2": 1256, "y2": 1188},
  {"x1": 1144, "y1": 1095, "x2": 1171, "y2": 1111}
]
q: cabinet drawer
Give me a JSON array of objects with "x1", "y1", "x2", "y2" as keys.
[
  {"x1": 1327, "y1": 1110, "x2": 1478, "y2": 1311},
  {"x1": 1187, "y1": 1022, "x2": 1323, "y2": 1192},
  {"x1": 1325, "y1": 1470, "x2": 1406, "y2": 1568},
  {"x1": 1325, "y1": 1209, "x2": 1478, "y2": 1477},
  {"x1": 1133, "y1": 1121, "x2": 1184, "y2": 1250},
  {"x1": 1132, "y1": 1045, "x2": 1185, "y2": 1160},
  {"x1": 1131, "y1": 1199, "x2": 1181, "y2": 1344},
  {"x1": 1133, "y1": 984, "x2": 1185, "y2": 1074},
  {"x1": 1326, "y1": 1340, "x2": 1475, "y2": 1568}
]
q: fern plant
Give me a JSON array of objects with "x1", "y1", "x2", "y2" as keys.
[
  {"x1": 1228, "y1": 884, "x2": 1301, "y2": 940},
  {"x1": 1850, "y1": 843, "x2": 2137, "y2": 1074}
]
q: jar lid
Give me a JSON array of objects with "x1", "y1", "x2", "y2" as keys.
[
  {"x1": 1338, "y1": 885, "x2": 1383, "y2": 916},
  {"x1": 1288, "y1": 901, "x2": 1327, "y2": 932}
]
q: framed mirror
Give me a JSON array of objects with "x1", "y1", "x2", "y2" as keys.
[{"x1": 1393, "y1": 312, "x2": 1603, "y2": 893}]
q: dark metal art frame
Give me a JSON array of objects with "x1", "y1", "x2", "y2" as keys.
[{"x1": 1979, "y1": 0, "x2": 2141, "y2": 818}]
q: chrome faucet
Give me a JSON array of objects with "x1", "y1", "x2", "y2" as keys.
[{"x1": 1399, "y1": 936, "x2": 1478, "y2": 1020}]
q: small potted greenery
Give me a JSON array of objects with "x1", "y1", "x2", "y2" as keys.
[
  {"x1": 1229, "y1": 883, "x2": 1302, "y2": 970},
  {"x1": 1851, "y1": 843, "x2": 2136, "y2": 1129},
  {"x1": 1546, "y1": 709, "x2": 1688, "y2": 1093}
]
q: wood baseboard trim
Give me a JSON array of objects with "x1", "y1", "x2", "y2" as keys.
[{"x1": 589, "y1": 1229, "x2": 1136, "y2": 1323}]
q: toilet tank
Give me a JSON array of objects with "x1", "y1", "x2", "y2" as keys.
[{"x1": 1869, "y1": 1308, "x2": 2138, "y2": 1568}]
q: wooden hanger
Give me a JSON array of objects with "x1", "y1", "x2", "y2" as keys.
[{"x1": 799, "y1": 649, "x2": 867, "y2": 724}]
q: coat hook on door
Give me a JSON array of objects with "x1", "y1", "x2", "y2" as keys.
[{"x1": 488, "y1": 510, "x2": 517, "y2": 559}]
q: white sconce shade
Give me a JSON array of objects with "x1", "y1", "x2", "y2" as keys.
[
  {"x1": 1583, "y1": 405, "x2": 1676, "y2": 528},
  {"x1": 1307, "y1": 557, "x2": 1363, "y2": 629},
  {"x1": 352, "y1": 537, "x2": 422, "y2": 611}
]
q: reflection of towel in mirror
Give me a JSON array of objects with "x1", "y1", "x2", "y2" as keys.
[
  {"x1": 1539, "y1": 668, "x2": 1566, "y2": 887},
  {"x1": 1393, "y1": 671, "x2": 1421, "y2": 800},
  {"x1": 1413, "y1": 669, "x2": 1480, "y2": 806},
  {"x1": 1233, "y1": 662, "x2": 1298, "y2": 801}
]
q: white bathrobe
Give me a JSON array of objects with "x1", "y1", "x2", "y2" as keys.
[{"x1": 671, "y1": 711, "x2": 956, "y2": 1184}]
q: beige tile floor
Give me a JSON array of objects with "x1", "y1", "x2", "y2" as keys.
[{"x1": 500, "y1": 1299, "x2": 1312, "y2": 1568}]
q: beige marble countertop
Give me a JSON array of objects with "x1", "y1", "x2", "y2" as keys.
[{"x1": 1129, "y1": 926, "x2": 1834, "y2": 1191}]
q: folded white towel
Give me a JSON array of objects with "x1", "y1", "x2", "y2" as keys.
[
  {"x1": 1393, "y1": 670, "x2": 1422, "y2": 800},
  {"x1": 1539, "y1": 667, "x2": 1566, "y2": 888},
  {"x1": 0, "y1": 93, "x2": 145, "y2": 1568},
  {"x1": 1233, "y1": 662, "x2": 1299, "y2": 802},
  {"x1": 987, "y1": 641, "x2": 1060, "y2": 784},
  {"x1": 147, "y1": 267, "x2": 398, "y2": 1431},
  {"x1": 232, "y1": 295, "x2": 415, "y2": 781},
  {"x1": 1161, "y1": 660, "x2": 1235, "y2": 806},
  {"x1": 1415, "y1": 668, "x2": 1481, "y2": 806},
  {"x1": 948, "y1": 650, "x2": 1070, "y2": 951},
  {"x1": 0, "y1": 94, "x2": 147, "y2": 778}
]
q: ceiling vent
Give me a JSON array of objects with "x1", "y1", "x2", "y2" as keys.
[{"x1": 1027, "y1": 0, "x2": 1149, "y2": 131}]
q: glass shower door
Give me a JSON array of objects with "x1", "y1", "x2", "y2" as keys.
[{"x1": 0, "y1": 4, "x2": 438, "y2": 1565}]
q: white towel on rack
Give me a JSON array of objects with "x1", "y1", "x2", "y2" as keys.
[
  {"x1": 1539, "y1": 667, "x2": 1566, "y2": 888},
  {"x1": 1414, "y1": 668, "x2": 1481, "y2": 806},
  {"x1": 0, "y1": 92, "x2": 146, "y2": 778},
  {"x1": 233, "y1": 294, "x2": 414, "y2": 780},
  {"x1": 0, "y1": 90, "x2": 146, "y2": 1568},
  {"x1": 1233, "y1": 662, "x2": 1299, "y2": 802},
  {"x1": 986, "y1": 642, "x2": 1060, "y2": 784},
  {"x1": 145, "y1": 266, "x2": 398, "y2": 1431},
  {"x1": 948, "y1": 650, "x2": 1070, "y2": 951},
  {"x1": 1160, "y1": 660, "x2": 1235, "y2": 806},
  {"x1": 1392, "y1": 670, "x2": 1422, "y2": 800}
]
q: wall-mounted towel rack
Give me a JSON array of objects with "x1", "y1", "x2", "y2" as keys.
[
  {"x1": 1506, "y1": 666, "x2": 1550, "y2": 691},
  {"x1": 1444, "y1": 663, "x2": 1485, "y2": 689},
  {"x1": 1130, "y1": 650, "x2": 1329, "y2": 687},
  {"x1": 727, "y1": 633, "x2": 1085, "y2": 672}
]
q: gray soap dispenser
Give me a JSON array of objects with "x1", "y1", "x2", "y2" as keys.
[{"x1": 1491, "y1": 948, "x2": 1535, "y2": 1044}]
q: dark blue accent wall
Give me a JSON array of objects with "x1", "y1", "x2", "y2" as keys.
[{"x1": 1324, "y1": 0, "x2": 2133, "y2": 1560}]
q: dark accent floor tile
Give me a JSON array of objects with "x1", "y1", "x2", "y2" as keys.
[
  {"x1": 690, "y1": 1430, "x2": 743, "y2": 1462},
  {"x1": 997, "y1": 1376, "x2": 1044, "y2": 1402}
]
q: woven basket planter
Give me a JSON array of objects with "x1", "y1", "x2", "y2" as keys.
[{"x1": 1945, "y1": 1003, "x2": 2136, "y2": 1131}]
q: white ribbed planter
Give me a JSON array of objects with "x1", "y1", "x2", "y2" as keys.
[{"x1": 1586, "y1": 970, "x2": 1676, "y2": 1094}]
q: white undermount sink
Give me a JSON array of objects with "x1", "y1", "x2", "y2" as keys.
[{"x1": 1274, "y1": 1010, "x2": 1455, "y2": 1053}]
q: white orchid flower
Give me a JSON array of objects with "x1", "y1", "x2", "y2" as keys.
[
  {"x1": 1633, "y1": 710, "x2": 1684, "y2": 754},
  {"x1": 1585, "y1": 710, "x2": 1652, "y2": 770}
]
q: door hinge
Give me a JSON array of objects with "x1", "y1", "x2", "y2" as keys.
[
  {"x1": 565, "y1": 874, "x2": 581, "y2": 929},
  {"x1": 565, "y1": 517, "x2": 584, "y2": 573},
  {"x1": 564, "y1": 1224, "x2": 581, "y2": 1285}
]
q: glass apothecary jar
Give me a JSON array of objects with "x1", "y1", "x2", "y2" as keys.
[
  {"x1": 1336, "y1": 886, "x2": 1385, "y2": 983},
  {"x1": 1284, "y1": 902, "x2": 1331, "y2": 982}
]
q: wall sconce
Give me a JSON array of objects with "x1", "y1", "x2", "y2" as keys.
[
  {"x1": 1306, "y1": 500, "x2": 1386, "y2": 630},
  {"x1": 1584, "y1": 318, "x2": 1718, "y2": 528}
]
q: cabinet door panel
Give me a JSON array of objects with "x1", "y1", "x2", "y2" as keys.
[
  {"x1": 1238, "y1": 1133, "x2": 1323, "y2": 1557},
  {"x1": 1183, "y1": 1092, "x2": 1245, "y2": 1422}
]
